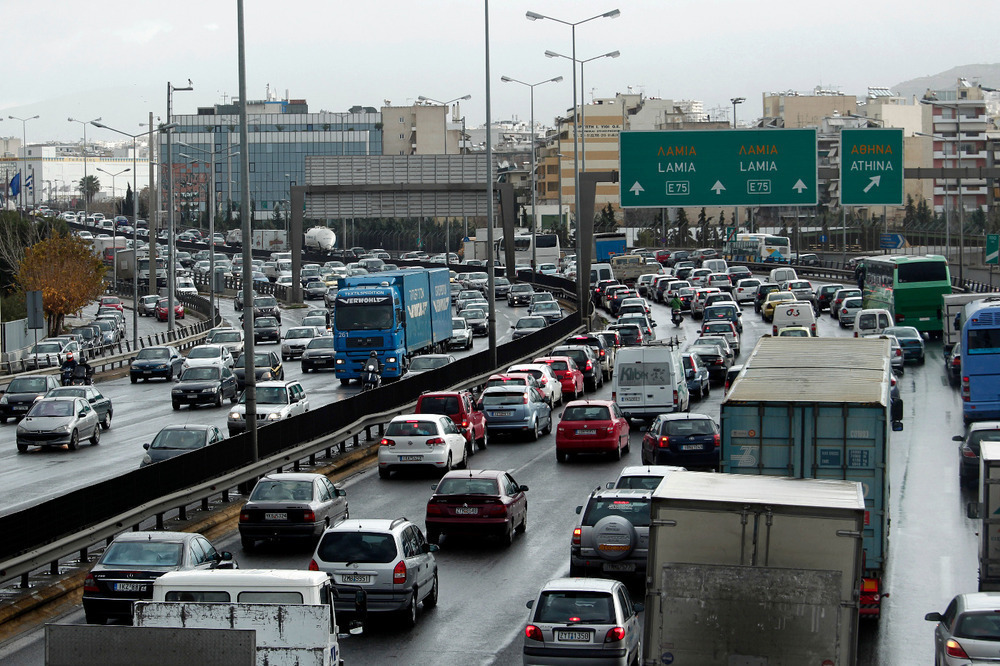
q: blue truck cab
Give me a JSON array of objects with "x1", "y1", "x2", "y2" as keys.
[{"x1": 333, "y1": 268, "x2": 452, "y2": 383}]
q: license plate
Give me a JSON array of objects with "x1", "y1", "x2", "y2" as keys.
[
  {"x1": 143, "y1": 371, "x2": 151, "y2": 375},
  {"x1": 400, "y1": 455, "x2": 422, "y2": 462},
  {"x1": 114, "y1": 582, "x2": 149, "y2": 593},
  {"x1": 681, "y1": 444, "x2": 702, "y2": 451},
  {"x1": 13, "y1": 406, "x2": 27, "y2": 411},
  {"x1": 556, "y1": 631, "x2": 591, "y2": 642},
  {"x1": 603, "y1": 561, "x2": 636, "y2": 572},
  {"x1": 619, "y1": 395, "x2": 640, "y2": 403},
  {"x1": 491, "y1": 411, "x2": 513, "y2": 417},
  {"x1": 340, "y1": 574, "x2": 371, "y2": 584},
  {"x1": 455, "y1": 507, "x2": 478, "y2": 515},
  {"x1": 264, "y1": 512, "x2": 288, "y2": 520},
  {"x1": 576, "y1": 429, "x2": 597, "y2": 435}
]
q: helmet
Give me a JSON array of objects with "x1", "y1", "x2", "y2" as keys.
[
  {"x1": 66, "y1": 352, "x2": 74, "y2": 361},
  {"x1": 370, "y1": 351, "x2": 378, "y2": 358}
]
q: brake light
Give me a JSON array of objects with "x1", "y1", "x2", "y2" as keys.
[
  {"x1": 895, "y1": 349, "x2": 902, "y2": 357},
  {"x1": 854, "y1": 331, "x2": 858, "y2": 338},
  {"x1": 896, "y1": 313, "x2": 905, "y2": 322},
  {"x1": 308, "y1": 559, "x2": 319, "y2": 571},
  {"x1": 811, "y1": 323, "x2": 817, "y2": 335},
  {"x1": 605, "y1": 425, "x2": 615, "y2": 434},
  {"x1": 380, "y1": 438, "x2": 395, "y2": 446},
  {"x1": 599, "y1": 349, "x2": 606, "y2": 357},
  {"x1": 963, "y1": 377, "x2": 970, "y2": 401},
  {"x1": 604, "y1": 627, "x2": 626, "y2": 643},
  {"x1": 572, "y1": 527, "x2": 582, "y2": 545},
  {"x1": 525, "y1": 625, "x2": 543, "y2": 641},
  {"x1": 673, "y1": 389, "x2": 678, "y2": 407},
  {"x1": 659, "y1": 436, "x2": 670, "y2": 448},
  {"x1": 84, "y1": 574, "x2": 99, "y2": 592},
  {"x1": 240, "y1": 511, "x2": 250, "y2": 522},
  {"x1": 427, "y1": 437, "x2": 445, "y2": 445},
  {"x1": 523, "y1": 394, "x2": 529, "y2": 404},
  {"x1": 611, "y1": 391, "x2": 616, "y2": 402},
  {"x1": 393, "y1": 560, "x2": 407, "y2": 583},
  {"x1": 585, "y1": 361, "x2": 593, "y2": 371},
  {"x1": 962, "y1": 445, "x2": 977, "y2": 458},
  {"x1": 772, "y1": 325, "x2": 778, "y2": 336},
  {"x1": 713, "y1": 433, "x2": 721, "y2": 448},
  {"x1": 427, "y1": 503, "x2": 443, "y2": 515},
  {"x1": 945, "y1": 639, "x2": 970, "y2": 658},
  {"x1": 842, "y1": 308, "x2": 847, "y2": 315}
]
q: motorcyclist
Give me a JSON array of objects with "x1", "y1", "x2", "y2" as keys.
[
  {"x1": 669, "y1": 295, "x2": 682, "y2": 312},
  {"x1": 362, "y1": 351, "x2": 381, "y2": 389},
  {"x1": 72, "y1": 357, "x2": 94, "y2": 385},
  {"x1": 61, "y1": 352, "x2": 78, "y2": 385}
]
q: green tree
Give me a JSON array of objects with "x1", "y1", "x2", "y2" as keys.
[
  {"x1": 16, "y1": 234, "x2": 106, "y2": 335},
  {"x1": 696, "y1": 208, "x2": 713, "y2": 245},
  {"x1": 594, "y1": 203, "x2": 617, "y2": 234},
  {"x1": 916, "y1": 198, "x2": 933, "y2": 228},
  {"x1": 676, "y1": 208, "x2": 690, "y2": 247},
  {"x1": 903, "y1": 194, "x2": 916, "y2": 229},
  {"x1": 122, "y1": 183, "x2": 134, "y2": 217},
  {"x1": 78, "y1": 175, "x2": 100, "y2": 204}
]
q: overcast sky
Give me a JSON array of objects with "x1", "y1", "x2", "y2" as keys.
[{"x1": 3, "y1": 0, "x2": 996, "y2": 144}]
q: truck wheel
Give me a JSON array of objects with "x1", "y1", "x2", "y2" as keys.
[{"x1": 340, "y1": 378, "x2": 351, "y2": 386}]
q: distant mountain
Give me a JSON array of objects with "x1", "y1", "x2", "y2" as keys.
[{"x1": 892, "y1": 64, "x2": 1000, "y2": 99}]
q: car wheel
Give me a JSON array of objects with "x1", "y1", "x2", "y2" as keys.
[
  {"x1": 85, "y1": 611, "x2": 106, "y2": 625},
  {"x1": 516, "y1": 511, "x2": 527, "y2": 534},
  {"x1": 530, "y1": 418, "x2": 540, "y2": 442},
  {"x1": 557, "y1": 450, "x2": 568, "y2": 463},
  {"x1": 400, "y1": 593, "x2": 418, "y2": 628},
  {"x1": 919, "y1": 353, "x2": 926, "y2": 365},
  {"x1": 130, "y1": 375, "x2": 137, "y2": 384},
  {"x1": 424, "y1": 573, "x2": 439, "y2": 609},
  {"x1": 501, "y1": 519, "x2": 515, "y2": 547},
  {"x1": 16, "y1": 441, "x2": 27, "y2": 453},
  {"x1": 622, "y1": 434, "x2": 630, "y2": 454},
  {"x1": 67, "y1": 430, "x2": 79, "y2": 451},
  {"x1": 241, "y1": 536, "x2": 255, "y2": 552},
  {"x1": 458, "y1": 444, "x2": 468, "y2": 469},
  {"x1": 90, "y1": 424, "x2": 101, "y2": 446},
  {"x1": 610, "y1": 440, "x2": 622, "y2": 461},
  {"x1": 477, "y1": 429, "x2": 488, "y2": 451},
  {"x1": 444, "y1": 453, "x2": 453, "y2": 472},
  {"x1": 172, "y1": 402, "x2": 180, "y2": 411}
]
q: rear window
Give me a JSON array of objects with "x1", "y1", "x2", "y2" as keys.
[
  {"x1": 615, "y1": 475, "x2": 666, "y2": 491},
  {"x1": 9, "y1": 377, "x2": 50, "y2": 393},
  {"x1": 898, "y1": 262, "x2": 948, "y2": 284},
  {"x1": 582, "y1": 497, "x2": 651, "y2": 527},
  {"x1": 562, "y1": 405, "x2": 611, "y2": 421},
  {"x1": 419, "y1": 396, "x2": 460, "y2": 415},
  {"x1": 968, "y1": 329, "x2": 1000, "y2": 354},
  {"x1": 663, "y1": 418, "x2": 717, "y2": 437},
  {"x1": 165, "y1": 591, "x2": 231, "y2": 602},
  {"x1": 955, "y1": 612, "x2": 1000, "y2": 641},
  {"x1": 533, "y1": 591, "x2": 616, "y2": 624},
  {"x1": 386, "y1": 420, "x2": 438, "y2": 437},
  {"x1": 482, "y1": 392, "x2": 526, "y2": 406},
  {"x1": 436, "y1": 477, "x2": 500, "y2": 495},
  {"x1": 316, "y1": 532, "x2": 397, "y2": 564},
  {"x1": 101, "y1": 541, "x2": 183, "y2": 567}
]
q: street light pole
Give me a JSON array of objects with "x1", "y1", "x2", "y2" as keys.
[
  {"x1": 500, "y1": 75, "x2": 563, "y2": 270},
  {"x1": 8, "y1": 114, "x2": 39, "y2": 213},
  {"x1": 730, "y1": 98, "x2": 744, "y2": 232},
  {"x1": 97, "y1": 167, "x2": 131, "y2": 286},
  {"x1": 68, "y1": 117, "x2": 101, "y2": 220},
  {"x1": 527, "y1": 8, "x2": 620, "y2": 320},
  {"x1": 166, "y1": 79, "x2": 194, "y2": 332}
]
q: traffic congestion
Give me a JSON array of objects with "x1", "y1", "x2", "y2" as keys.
[{"x1": 0, "y1": 231, "x2": 984, "y2": 665}]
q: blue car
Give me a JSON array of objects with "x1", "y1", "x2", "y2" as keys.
[
  {"x1": 883, "y1": 326, "x2": 925, "y2": 363},
  {"x1": 682, "y1": 352, "x2": 711, "y2": 400},
  {"x1": 129, "y1": 345, "x2": 184, "y2": 383},
  {"x1": 479, "y1": 385, "x2": 552, "y2": 441}
]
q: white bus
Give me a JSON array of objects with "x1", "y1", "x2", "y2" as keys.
[
  {"x1": 496, "y1": 233, "x2": 560, "y2": 267},
  {"x1": 730, "y1": 233, "x2": 792, "y2": 262}
]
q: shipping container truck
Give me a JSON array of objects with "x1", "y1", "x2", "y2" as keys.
[
  {"x1": 721, "y1": 336, "x2": 895, "y2": 620},
  {"x1": 593, "y1": 231, "x2": 627, "y2": 263},
  {"x1": 333, "y1": 268, "x2": 452, "y2": 382},
  {"x1": 974, "y1": 442, "x2": 1000, "y2": 591},
  {"x1": 643, "y1": 472, "x2": 865, "y2": 666},
  {"x1": 225, "y1": 229, "x2": 288, "y2": 251}
]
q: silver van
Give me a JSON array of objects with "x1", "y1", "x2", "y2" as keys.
[{"x1": 612, "y1": 343, "x2": 689, "y2": 420}]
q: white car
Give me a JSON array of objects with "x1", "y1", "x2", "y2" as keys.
[
  {"x1": 182, "y1": 344, "x2": 234, "y2": 371},
  {"x1": 210, "y1": 329, "x2": 245, "y2": 357},
  {"x1": 507, "y1": 363, "x2": 563, "y2": 406},
  {"x1": 227, "y1": 380, "x2": 309, "y2": 436},
  {"x1": 378, "y1": 413, "x2": 469, "y2": 477},
  {"x1": 282, "y1": 326, "x2": 318, "y2": 360},
  {"x1": 734, "y1": 278, "x2": 762, "y2": 303},
  {"x1": 450, "y1": 317, "x2": 474, "y2": 350},
  {"x1": 175, "y1": 277, "x2": 198, "y2": 296}
]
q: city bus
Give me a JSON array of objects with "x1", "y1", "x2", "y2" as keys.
[
  {"x1": 961, "y1": 297, "x2": 1000, "y2": 423},
  {"x1": 730, "y1": 233, "x2": 792, "y2": 262},
  {"x1": 861, "y1": 254, "x2": 951, "y2": 337},
  {"x1": 496, "y1": 233, "x2": 560, "y2": 267}
]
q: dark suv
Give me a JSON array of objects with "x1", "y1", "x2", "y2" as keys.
[
  {"x1": 570, "y1": 488, "x2": 651, "y2": 580},
  {"x1": 563, "y1": 334, "x2": 612, "y2": 381},
  {"x1": 252, "y1": 295, "x2": 281, "y2": 323},
  {"x1": 640, "y1": 412, "x2": 720, "y2": 468},
  {"x1": 812, "y1": 283, "x2": 845, "y2": 313},
  {"x1": 416, "y1": 390, "x2": 488, "y2": 457},
  {"x1": 551, "y1": 345, "x2": 603, "y2": 392},
  {"x1": 753, "y1": 283, "x2": 780, "y2": 314}
]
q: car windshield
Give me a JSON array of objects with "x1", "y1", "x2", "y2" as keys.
[
  {"x1": 188, "y1": 347, "x2": 221, "y2": 359},
  {"x1": 663, "y1": 419, "x2": 716, "y2": 436},
  {"x1": 517, "y1": 318, "x2": 546, "y2": 329},
  {"x1": 72, "y1": 328, "x2": 95, "y2": 340},
  {"x1": 316, "y1": 531, "x2": 397, "y2": 564},
  {"x1": 250, "y1": 479, "x2": 313, "y2": 502},
  {"x1": 562, "y1": 405, "x2": 611, "y2": 421},
  {"x1": 28, "y1": 400, "x2": 75, "y2": 417},
  {"x1": 534, "y1": 591, "x2": 616, "y2": 624},
  {"x1": 582, "y1": 497, "x2": 651, "y2": 527},
  {"x1": 31, "y1": 343, "x2": 63, "y2": 354},
  {"x1": 8, "y1": 377, "x2": 49, "y2": 393},
  {"x1": 435, "y1": 477, "x2": 500, "y2": 495},
  {"x1": 468, "y1": 272, "x2": 488, "y2": 281},
  {"x1": 460, "y1": 310, "x2": 485, "y2": 321},
  {"x1": 302, "y1": 317, "x2": 326, "y2": 326},
  {"x1": 511, "y1": 285, "x2": 532, "y2": 294},
  {"x1": 181, "y1": 367, "x2": 220, "y2": 381},
  {"x1": 885, "y1": 326, "x2": 920, "y2": 339},
  {"x1": 254, "y1": 297, "x2": 278, "y2": 308},
  {"x1": 150, "y1": 429, "x2": 207, "y2": 450},
  {"x1": 544, "y1": 360, "x2": 568, "y2": 371},
  {"x1": 482, "y1": 391, "x2": 526, "y2": 406},
  {"x1": 704, "y1": 323, "x2": 734, "y2": 334},
  {"x1": 306, "y1": 338, "x2": 335, "y2": 349},
  {"x1": 137, "y1": 348, "x2": 170, "y2": 360},
  {"x1": 386, "y1": 419, "x2": 439, "y2": 436},
  {"x1": 214, "y1": 332, "x2": 241, "y2": 343},
  {"x1": 100, "y1": 541, "x2": 183, "y2": 567},
  {"x1": 533, "y1": 303, "x2": 559, "y2": 312},
  {"x1": 286, "y1": 328, "x2": 314, "y2": 339},
  {"x1": 419, "y1": 395, "x2": 460, "y2": 415},
  {"x1": 249, "y1": 387, "x2": 289, "y2": 405},
  {"x1": 255, "y1": 318, "x2": 278, "y2": 328},
  {"x1": 410, "y1": 357, "x2": 449, "y2": 371}
]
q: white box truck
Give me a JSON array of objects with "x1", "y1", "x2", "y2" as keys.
[
  {"x1": 611, "y1": 340, "x2": 689, "y2": 420},
  {"x1": 642, "y1": 472, "x2": 865, "y2": 666}
]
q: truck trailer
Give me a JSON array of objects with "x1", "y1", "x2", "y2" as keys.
[
  {"x1": 642, "y1": 472, "x2": 865, "y2": 666},
  {"x1": 720, "y1": 336, "x2": 894, "y2": 619},
  {"x1": 333, "y1": 268, "x2": 452, "y2": 382}
]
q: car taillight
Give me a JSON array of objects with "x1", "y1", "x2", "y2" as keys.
[
  {"x1": 962, "y1": 377, "x2": 971, "y2": 401},
  {"x1": 772, "y1": 325, "x2": 777, "y2": 336},
  {"x1": 611, "y1": 391, "x2": 616, "y2": 402},
  {"x1": 240, "y1": 511, "x2": 250, "y2": 522},
  {"x1": 380, "y1": 438, "x2": 395, "y2": 446},
  {"x1": 604, "y1": 627, "x2": 626, "y2": 643},
  {"x1": 393, "y1": 560, "x2": 407, "y2": 583},
  {"x1": 962, "y1": 445, "x2": 977, "y2": 458},
  {"x1": 599, "y1": 349, "x2": 605, "y2": 357},
  {"x1": 895, "y1": 349, "x2": 902, "y2": 357},
  {"x1": 427, "y1": 437, "x2": 445, "y2": 445},
  {"x1": 952, "y1": 356, "x2": 961, "y2": 367},
  {"x1": 658, "y1": 436, "x2": 670, "y2": 448},
  {"x1": 713, "y1": 433, "x2": 721, "y2": 448},
  {"x1": 461, "y1": 419, "x2": 469, "y2": 427},
  {"x1": 811, "y1": 323, "x2": 817, "y2": 335},
  {"x1": 525, "y1": 625, "x2": 544, "y2": 642},
  {"x1": 523, "y1": 394, "x2": 529, "y2": 404},
  {"x1": 945, "y1": 639, "x2": 970, "y2": 658},
  {"x1": 572, "y1": 527, "x2": 582, "y2": 545},
  {"x1": 584, "y1": 361, "x2": 593, "y2": 371},
  {"x1": 84, "y1": 574, "x2": 99, "y2": 592},
  {"x1": 896, "y1": 313, "x2": 905, "y2": 322},
  {"x1": 308, "y1": 559, "x2": 319, "y2": 571},
  {"x1": 427, "y1": 503, "x2": 443, "y2": 515},
  {"x1": 854, "y1": 331, "x2": 858, "y2": 338},
  {"x1": 713, "y1": 359, "x2": 723, "y2": 365},
  {"x1": 673, "y1": 389, "x2": 678, "y2": 407},
  {"x1": 605, "y1": 425, "x2": 615, "y2": 434},
  {"x1": 842, "y1": 308, "x2": 847, "y2": 315},
  {"x1": 302, "y1": 510, "x2": 315, "y2": 522}
]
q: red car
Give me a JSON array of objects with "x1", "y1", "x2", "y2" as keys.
[
  {"x1": 655, "y1": 249, "x2": 672, "y2": 264},
  {"x1": 424, "y1": 469, "x2": 528, "y2": 545},
  {"x1": 533, "y1": 356, "x2": 585, "y2": 401},
  {"x1": 415, "y1": 390, "x2": 487, "y2": 454},
  {"x1": 555, "y1": 399, "x2": 630, "y2": 462},
  {"x1": 99, "y1": 296, "x2": 123, "y2": 313},
  {"x1": 155, "y1": 298, "x2": 185, "y2": 322}
]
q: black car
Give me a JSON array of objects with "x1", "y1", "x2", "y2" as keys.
[
  {"x1": 507, "y1": 283, "x2": 534, "y2": 306},
  {"x1": 82, "y1": 531, "x2": 235, "y2": 624},
  {"x1": 682, "y1": 352, "x2": 711, "y2": 400},
  {"x1": 140, "y1": 424, "x2": 227, "y2": 466},
  {"x1": 234, "y1": 289, "x2": 258, "y2": 312},
  {"x1": 640, "y1": 413, "x2": 720, "y2": 468},
  {"x1": 71, "y1": 326, "x2": 100, "y2": 355},
  {"x1": 129, "y1": 345, "x2": 184, "y2": 383},
  {"x1": 0, "y1": 375, "x2": 62, "y2": 423},
  {"x1": 552, "y1": 345, "x2": 603, "y2": 392},
  {"x1": 689, "y1": 341, "x2": 732, "y2": 382},
  {"x1": 301, "y1": 337, "x2": 337, "y2": 372},
  {"x1": 753, "y1": 283, "x2": 780, "y2": 314},
  {"x1": 252, "y1": 295, "x2": 281, "y2": 323},
  {"x1": 232, "y1": 351, "x2": 284, "y2": 389},
  {"x1": 666, "y1": 250, "x2": 690, "y2": 267},
  {"x1": 955, "y1": 422, "x2": 1000, "y2": 487},
  {"x1": 811, "y1": 283, "x2": 845, "y2": 313},
  {"x1": 946, "y1": 342, "x2": 962, "y2": 387},
  {"x1": 494, "y1": 277, "x2": 511, "y2": 298},
  {"x1": 252, "y1": 316, "x2": 281, "y2": 344},
  {"x1": 171, "y1": 366, "x2": 239, "y2": 410},
  {"x1": 304, "y1": 280, "x2": 328, "y2": 300}
]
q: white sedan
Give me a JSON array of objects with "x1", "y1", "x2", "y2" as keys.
[
  {"x1": 506, "y1": 363, "x2": 564, "y2": 406},
  {"x1": 182, "y1": 344, "x2": 234, "y2": 371},
  {"x1": 377, "y1": 414, "x2": 469, "y2": 478}
]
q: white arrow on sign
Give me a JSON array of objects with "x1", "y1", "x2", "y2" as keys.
[
  {"x1": 863, "y1": 175, "x2": 881, "y2": 193},
  {"x1": 711, "y1": 181, "x2": 726, "y2": 195},
  {"x1": 792, "y1": 179, "x2": 808, "y2": 193},
  {"x1": 629, "y1": 181, "x2": 644, "y2": 196}
]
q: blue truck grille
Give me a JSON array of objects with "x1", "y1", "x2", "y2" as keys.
[{"x1": 346, "y1": 336, "x2": 383, "y2": 348}]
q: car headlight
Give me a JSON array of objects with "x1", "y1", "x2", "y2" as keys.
[
  {"x1": 142, "y1": 454, "x2": 152, "y2": 465},
  {"x1": 55, "y1": 424, "x2": 72, "y2": 433},
  {"x1": 260, "y1": 372, "x2": 272, "y2": 380},
  {"x1": 229, "y1": 412, "x2": 242, "y2": 420},
  {"x1": 202, "y1": 387, "x2": 217, "y2": 393},
  {"x1": 171, "y1": 389, "x2": 182, "y2": 395},
  {"x1": 0, "y1": 396, "x2": 7, "y2": 405},
  {"x1": 386, "y1": 356, "x2": 396, "y2": 363},
  {"x1": 266, "y1": 412, "x2": 282, "y2": 421},
  {"x1": 335, "y1": 358, "x2": 345, "y2": 365}
]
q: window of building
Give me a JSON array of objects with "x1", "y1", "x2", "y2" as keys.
[{"x1": 399, "y1": 117, "x2": 404, "y2": 123}]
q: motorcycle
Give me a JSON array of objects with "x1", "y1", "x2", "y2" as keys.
[
  {"x1": 361, "y1": 369, "x2": 382, "y2": 392},
  {"x1": 61, "y1": 366, "x2": 75, "y2": 386},
  {"x1": 671, "y1": 309, "x2": 683, "y2": 327},
  {"x1": 70, "y1": 365, "x2": 95, "y2": 386}
]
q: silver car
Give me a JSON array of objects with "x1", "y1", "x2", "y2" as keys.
[
  {"x1": 838, "y1": 297, "x2": 864, "y2": 328},
  {"x1": 524, "y1": 577, "x2": 643, "y2": 666},
  {"x1": 570, "y1": 488, "x2": 652, "y2": 581},
  {"x1": 16, "y1": 396, "x2": 101, "y2": 452},
  {"x1": 281, "y1": 326, "x2": 318, "y2": 361},
  {"x1": 450, "y1": 317, "x2": 474, "y2": 350},
  {"x1": 926, "y1": 592, "x2": 1000, "y2": 665},
  {"x1": 239, "y1": 472, "x2": 348, "y2": 550}
]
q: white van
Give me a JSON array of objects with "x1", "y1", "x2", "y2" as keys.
[
  {"x1": 702, "y1": 258, "x2": 728, "y2": 275},
  {"x1": 771, "y1": 301, "x2": 817, "y2": 336},
  {"x1": 590, "y1": 262, "x2": 613, "y2": 287},
  {"x1": 853, "y1": 308, "x2": 893, "y2": 338},
  {"x1": 612, "y1": 342, "x2": 689, "y2": 420},
  {"x1": 768, "y1": 266, "x2": 797, "y2": 285}
]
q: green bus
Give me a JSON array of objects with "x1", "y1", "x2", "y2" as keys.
[{"x1": 861, "y1": 254, "x2": 951, "y2": 337}]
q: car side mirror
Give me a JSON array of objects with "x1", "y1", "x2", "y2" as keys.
[
  {"x1": 575, "y1": 505, "x2": 582, "y2": 515},
  {"x1": 606, "y1": 481, "x2": 616, "y2": 489},
  {"x1": 892, "y1": 421, "x2": 904, "y2": 432},
  {"x1": 142, "y1": 443, "x2": 150, "y2": 450},
  {"x1": 925, "y1": 612, "x2": 944, "y2": 623},
  {"x1": 633, "y1": 602, "x2": 644, "y2": 613},
  {"x1": 519, "y1": 485, "x2": 529, "y2": 492},
  {"x1": 337, "y1": 489, "x2": 347, "y2": 497},
  {"x1": 953, "y1": 435, "x2": 965, "y2": 442},
  {"x1": 526, "y1": 599, "x2": 535, "y2": 609}
]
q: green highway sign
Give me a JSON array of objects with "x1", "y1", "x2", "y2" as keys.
[
  {"x1": 988, "y1": 234, "x2": 999, "y2": 265},
  {"x1": 619, "y1": 128, "x2": 818, "y2": 208},
  {"x1": 841, "y1": 128, "x2": 904, "y2": 206}
]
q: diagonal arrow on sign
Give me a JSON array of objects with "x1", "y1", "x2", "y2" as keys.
[
  {"x1": 711, "y1": 181, "x2": 726, "y2": 195},
  {"x1": 630, "y1": 181, "x2": 644, "y2": 196},
  {"x1": 863, "y1": 175, "x2": 881, "y2": 193},
  {"x1": 792, "y1": 179, "x2": 808, "y2": 193}
]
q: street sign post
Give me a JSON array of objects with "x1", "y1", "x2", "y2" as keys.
[
  {"x1": 619, "y1": 129, "x2": 818, "y2": 208},
  {"x1": 841, "y1": 128, "x2": 904, "y2": 206},
  {"x1": 987, "y1": 234, "x2": 999, "y2": 265},
  {"x1": 879, "y1": 233, "x2": 906, "y2": 250}
]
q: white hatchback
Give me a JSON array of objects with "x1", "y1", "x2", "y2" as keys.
[
  {"x1": 377, "y1": 414, "x2": 469, "y2": 477},
  {"x1": 507, "y1": 363, "x2": 564, "y2": 406}
]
